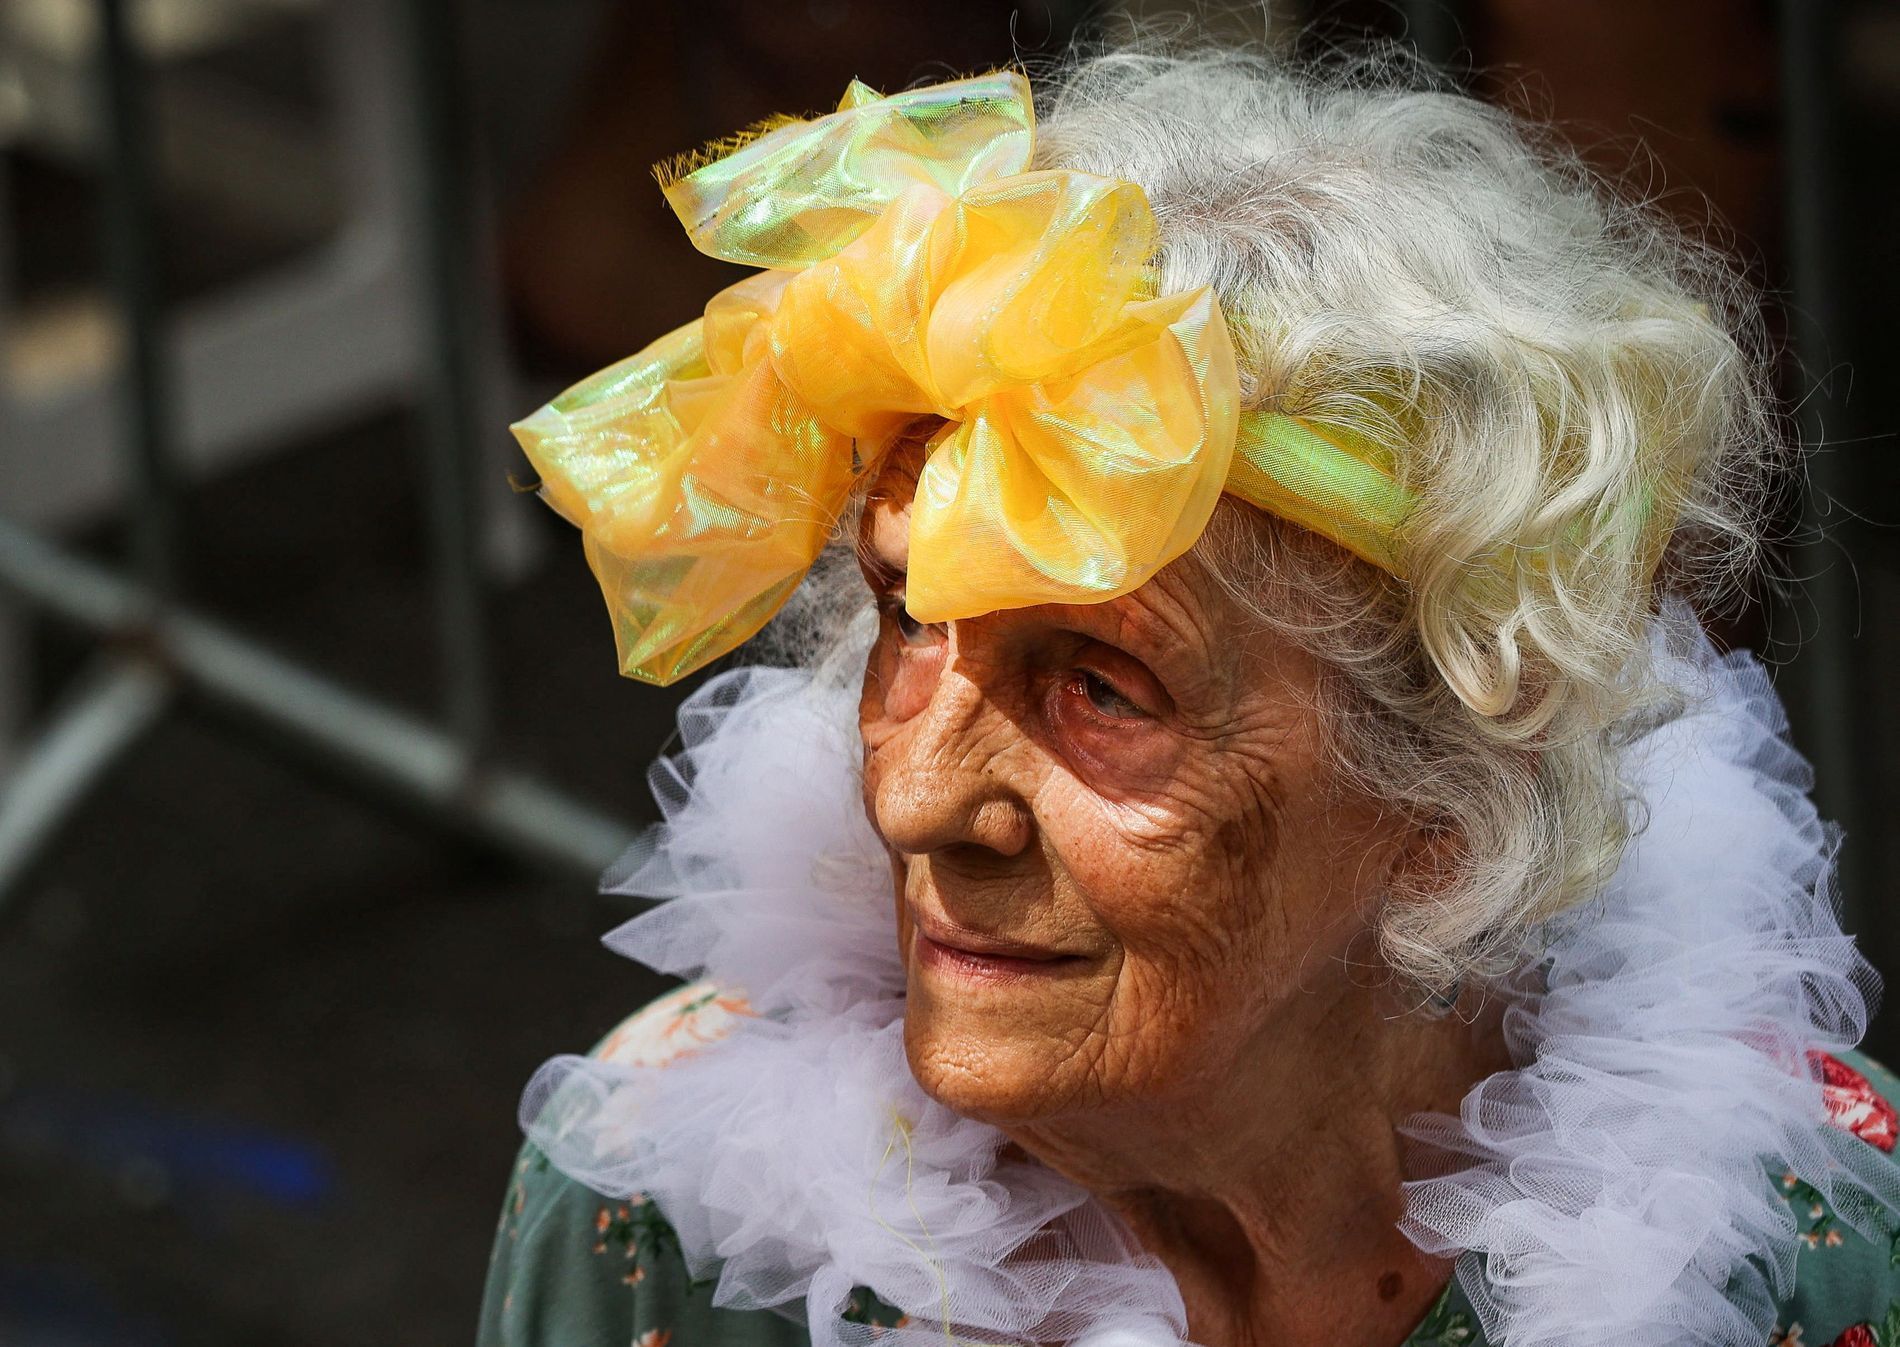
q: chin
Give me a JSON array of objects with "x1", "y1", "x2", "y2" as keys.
[{"x1": 901, "y1": 991, "x2": 1093, "y2": 1124}]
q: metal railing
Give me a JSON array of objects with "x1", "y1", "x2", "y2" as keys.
[{"x1": 0, "y1": 0, "x2": 635, "y2": 899}]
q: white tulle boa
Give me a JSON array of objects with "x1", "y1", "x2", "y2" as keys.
[
  {"x1": 520, "y1": 612, "x2": 1895, "y2": 1347},
  {"x1": 522, "y1": 662, "x2": 1191, "y2": 1347},
  {"x1": 1401, "y1": 616, "x2": 1898, "y2": 1347}
]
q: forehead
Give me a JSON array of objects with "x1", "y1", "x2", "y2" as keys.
[{"x1": 860, "y1": 434, "x2": 929, "y2": 571}]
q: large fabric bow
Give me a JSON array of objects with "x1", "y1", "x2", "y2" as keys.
[{"x1": 513, "y1": 73, "x2": 1411, "y2": 685}]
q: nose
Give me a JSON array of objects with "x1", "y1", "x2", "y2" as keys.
[{"x1": 871, "y1": 665, "x2": 1034, "y2": 860}]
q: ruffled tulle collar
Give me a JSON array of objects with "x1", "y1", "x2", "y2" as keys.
[{"x1": 521, "y1": 615, "x2": 1896, "y2": 1347}]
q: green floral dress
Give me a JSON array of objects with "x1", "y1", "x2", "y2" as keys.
[{"x1": 477, "y1": 986, "x2": 1900, "y2": 1347}]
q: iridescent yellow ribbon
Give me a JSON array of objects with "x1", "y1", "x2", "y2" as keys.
[{"x1": 513, "y1": 72, "x2": 1412, "y2": 686}]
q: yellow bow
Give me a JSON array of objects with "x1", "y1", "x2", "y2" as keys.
[{"x1": 513, "y1": 73, "x2": 1411, "y2": 686}]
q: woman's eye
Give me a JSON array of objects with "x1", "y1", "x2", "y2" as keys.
[
  {"x1": 1074, "y1": 670, "x2": 1146, "y2": 720},
  {"x1": 895, "y1": 607, "x2": 943, "y2": 648}
]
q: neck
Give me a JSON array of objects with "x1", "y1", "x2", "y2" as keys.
[{"x1": 1002, "y1": 982, "x2": 1509, "y2": 1347}]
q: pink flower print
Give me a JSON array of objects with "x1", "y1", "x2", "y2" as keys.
[
  {"x1": 598, "y1": 982, "x2": 755, "y2": 1069},
  {"x1": 1810, "y1": 1052, "x2": 1899, "y2": 1153}
]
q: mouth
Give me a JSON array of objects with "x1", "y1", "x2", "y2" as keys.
[{"x1": 908, "y1": 910, "x2": 1087, "y2": 985}]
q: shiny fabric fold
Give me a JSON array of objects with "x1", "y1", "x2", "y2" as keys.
[
  {"x1": 512, "y1": 275, "x2": 856, "y2": 686},
  {"x1": 661, "y1": 72, "x2": 1036, "y2": 271},
  {"x1": 512, "y1": 73, "x2": 1421, "y2": 685}
]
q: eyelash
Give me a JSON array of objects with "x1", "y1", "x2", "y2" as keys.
[
  {"x1": 896, "y1": 609, "x2": 940, "y2": 648},
  {"x1": 876, "y1": 593, "x2": 945, "y2": 649},
  {"x1": 1067, "y1": 669, "x2": 1148, "y2": 722}
]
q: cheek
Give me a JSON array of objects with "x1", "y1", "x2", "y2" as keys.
[
  {"x1": 1054, "y1": 739, "x2": 1370, "y2": 1013},
  {"x1": 1016, "y1": 785, "x2": 1279, "y2": 1099},
  {"x1": 1059, "y1": 792, "x2": 1272, "y2": 978}
]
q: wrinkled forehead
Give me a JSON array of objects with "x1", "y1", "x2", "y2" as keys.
[{"x1": 858, "y1": 425, "x2": 935, "y2": 581}]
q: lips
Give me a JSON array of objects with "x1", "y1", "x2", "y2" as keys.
[{"x1": 907, "y1": 909, "x2": 1084, "y2": 984}]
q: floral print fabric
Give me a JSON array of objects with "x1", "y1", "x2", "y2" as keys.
[{"x1": 477, "y1": 990, "x2": 1900, "y2": 1347}]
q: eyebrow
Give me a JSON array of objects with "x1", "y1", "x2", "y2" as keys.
[{"x1": 1053, "y1": 588, "x2": 1229, "y2": 691}]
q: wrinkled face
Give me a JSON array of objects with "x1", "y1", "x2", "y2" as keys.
[{"x1": 857, "y1": 447, "x2": 1415, "y2": 1126}]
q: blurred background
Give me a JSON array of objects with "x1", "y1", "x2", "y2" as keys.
[{"x1": 0, "y1": 0, "x2": 1893, "y2": 1341}]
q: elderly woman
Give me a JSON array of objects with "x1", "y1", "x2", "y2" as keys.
[{"x1": 478, "y1": 46, "x2": 1900, "y2": 1347}]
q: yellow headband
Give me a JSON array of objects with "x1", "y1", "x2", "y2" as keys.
[{"x1": 513, "y1": 72, "x2": 1413, "y2": 686}]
